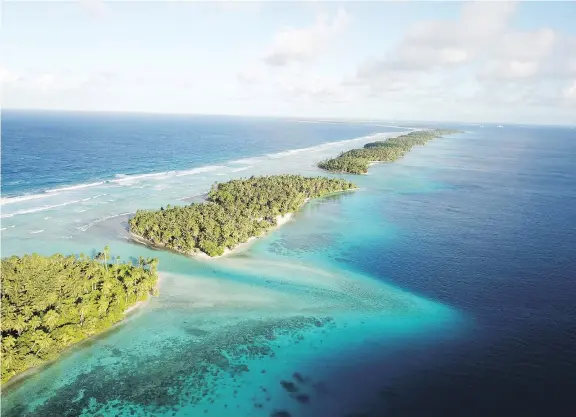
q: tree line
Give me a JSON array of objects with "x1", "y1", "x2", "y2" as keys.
[
  {"x1": 129, "y1": 175, "x2": 356, "y2": 257},
  {"x1": 0, "y1": 248, "x2": 159, "y2": 383},
  {"x1": 318, "y1": 129, "x2": 461, "y2": 174}
]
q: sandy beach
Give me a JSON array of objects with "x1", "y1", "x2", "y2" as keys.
[{"x1": 129, "y1": 212, "x2": 294, "y2": 260}]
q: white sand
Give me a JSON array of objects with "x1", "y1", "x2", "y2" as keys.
[
  {"x1": 123, "y1": 272, "x2": 162, "y2": 315},
  {"x1": 123, "y1": 299, "x2": 149, "y2": 315},
  {"x1": 158, "y1": 272, "x2": 290, "y2": 311},
  {"x1": 131, "y1": 212, "x2": 295, "y2": 261},
  {"x1": 158, "y1": 252, "x2": 421, "y2": 317},
  {"x1": 131, "y1": 194, "x2": 365, "y2": 260},
  {"x1": 194, "y1": 212, "x2": 294, "y2": 260}
]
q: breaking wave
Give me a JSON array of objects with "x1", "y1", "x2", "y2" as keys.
[{"x1": 0, "y1": 131, "x2": 398, "y2": 215}]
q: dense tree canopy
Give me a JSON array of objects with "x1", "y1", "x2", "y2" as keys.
[
  {"x1": 129, "y1": 175, "x2": 356, "y2": 257},
  {"x1": 318, "y1": 129, "x2": 461, "y2": 174},
  {"x1": 0, "y1": 250, "x2": 159, "y2": 383}
]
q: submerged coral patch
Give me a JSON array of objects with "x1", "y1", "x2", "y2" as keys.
[{"x1": 4, "y1": 316, "x2": 333, "y2": 417}]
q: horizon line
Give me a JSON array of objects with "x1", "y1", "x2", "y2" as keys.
[{"x1": 2, "y1": 107, "x2": 575, "y2": 128}]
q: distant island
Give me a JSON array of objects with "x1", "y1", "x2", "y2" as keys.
[
  {"x1": 0, "y1": 249, "x2": 159, "y2": 383},
  {"x1": 129, "y1": 175, "x2": 357, "y2": 257},
  {"x1": 318, "y1": 129, "x2": 462, "y2": 174}
]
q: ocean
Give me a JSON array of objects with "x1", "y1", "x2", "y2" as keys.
[{"x1": 1, "y1": 111, "x2": 575, "y2": 417}]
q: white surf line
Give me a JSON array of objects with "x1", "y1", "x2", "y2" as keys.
[
  {"x1": 1, "y1": 199, "x2": 84, "y2": 218},
  {"x1": 1, "y1": 129, "x2": 411, "y2": 215},
  {"x1": 76, "y1": 212, "x2": 134, "y2": 232}
]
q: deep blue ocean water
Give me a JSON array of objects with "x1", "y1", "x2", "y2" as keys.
[
  {"x1": 1, "y1": 110, "x2": 394, "y2": 197},
  {"x1": 326, "y1": 126, "x2": 576, "y2": 416},
  {"x1": 1, "y1": 111, "x2": 575, "y2": 417}
]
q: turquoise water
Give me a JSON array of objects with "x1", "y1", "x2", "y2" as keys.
[{"x1": 1, "y1": 119, "x2": 468, "y2": 416}]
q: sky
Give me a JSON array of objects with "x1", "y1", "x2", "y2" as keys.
[{"x1": 1, "y1": 1, "x2": 575, "y2": 124}]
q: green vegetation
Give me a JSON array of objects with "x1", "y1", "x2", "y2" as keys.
[
  {"x1": 1, "y1": 248, "x2": 159, "y2": 383},
  {"x1": 318, "y1": 129, "x2": 461, "y2": 174},
  {"x1": 129, "y1": 175, "x2": 356, "y2": 257}
]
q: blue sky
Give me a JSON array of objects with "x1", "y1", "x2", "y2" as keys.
[{"x1": 1, "y1": 1, "x2": 575, "y2": 124}]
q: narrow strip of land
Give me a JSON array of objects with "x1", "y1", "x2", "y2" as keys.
[
  {"x1": 318, "y1": 129, "x2": 461, "y2": 174},
  {"x1": 129, "y1": 175, "x2": 357, "y2": 257}
]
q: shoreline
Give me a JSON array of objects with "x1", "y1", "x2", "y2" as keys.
[
  {"x1": 318, "y1": 129, "x2": 459, "y2": 175},
  {"x1": 318, "y1": 133, "x2": 397, "y2": 175},
  {"x1": 129, "y1": 189, "x2": 356, "y2": 259},
  {"x1": 1, "y1": 130, "x2": 397, "y2": 207},
  {"x1": 130, "y1": 212, "x2": 296, "y2": 260},
  {"x1": 2, "y1": 279, "x2": 160, "y2": 389},
  {"x1": 195, "y1": 212, "x2": 295, "y2": 260},
  {"x1": 123, "y1": 273, "x2": 162, "y2": 315}
]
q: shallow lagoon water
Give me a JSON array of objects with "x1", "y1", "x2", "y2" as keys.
[{"x1": 2, "y1": 257, "x2": 461, "y2": 417}]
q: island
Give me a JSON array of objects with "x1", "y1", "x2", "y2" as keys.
[
  {"x1": 318, "y1": 129, "x2": 462, "y2": 174},
  {"x1": 129, "y1": 175, "x2": 357, "y2": 257},
  {"x1": 0, "y1": 249, "x2": 159, "y2": 383}
]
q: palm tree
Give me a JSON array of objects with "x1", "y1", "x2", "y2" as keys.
[
  {"x1": 78, "y1": 300, "x2": 90, "y2": 326},
  {"x1": 103, "y1": 246, "x2": 110, "y2": 267},
  {"x1": 100, "y1": 279, "x2": 113, "y2": 296},
  {"x1": 95, "y1": 252, "x2": 105, "y2": 268},
  {"x1": 22, "y1": 305, "x2": 35, "y2": 319},
  {"x1": 1, "y1": 351, "x2": 16, "y2": 375},
  {"x1": 97, "y1": 298, "x2": 109, "y2": 317},
  {"x1": 11, "y1": 316, "x2": 27, "y2": 336},
  {"x1": 44, "y1": 292, "x2": 59, "y2": 310},
  {"x1": 94, "y1": 247, "x2": 110, "y2": 272},
  {"x1": 28, "y1": 316, "x2": 42, "y2": 331},
  {"x1": 32, "y1": 331, "x2": 52, "y2": 355},
  {"x1": 123, "y1": 275, "x2": 135, "y2": 304},
  {"x1": 2, "y1": 335, "x2": 16, "y2": 351},
  {"x1": 42, "y1": 310, "x2": 60, "y2": 331}
]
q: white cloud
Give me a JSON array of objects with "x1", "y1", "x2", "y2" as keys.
[
  {"x1": 237, "y1": 65, "x2": 267, "y2": 84},
  {"x1": 2, "y1": 70, "x2": 111, "y2": 93},
  {"x1": 491, "y1": 28, "x2": 556, "y2": 61},
  {"x1": 276, "y1": 71, "x2": 351, "y2": 102},
  {"x1": 33, "y1": 72, "x2": 95, "y2": 92},
  {"x1": 79, "y1": 0, "x2": 109, "y2": 19},
  {"x1": 458, "y1": 1, "x2": 517, "y2": 39},
  {"x1": 0, "y1": 67, "x2": 21, "y2": 84},
  {"x1": 234, "y1": 1, "x2": 575, "y2": 116},
  {"x1": 480, "y1": 60, "x2": 540, "y2": 80},
  {"x1": 563, "y1": 80, "x2": 576, "y2": 101},
  {"x1": 345, "y1": 0, "x2": 576, "y2": 115},
  {"x1": 213, "y1": 1, "x2": 262, "y2": 13},
  {"x1": 263, "y1": 7, "x2": 349, "y2": 67},
  {"x1": 34, "y1": 73, "x2": 58, "y2": 92},
  {"x1": 357, "y1": 2, "x2": 518, "y2": 84},
  {"x1": 236, "y1": 7, "x2": 352, "y2": 100},
  {"x1": 478, "y1": 28, "x2": 557, "y2": 81}
]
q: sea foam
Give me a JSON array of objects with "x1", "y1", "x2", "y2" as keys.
[
  {"x1": 0, "y1": 193, "x2": 54, "y2": 205},
  {"x1": 76, "y1": 212, "x2": 133, "y2": 232},
  {"x1": 0, "y1": 132, "x2": 399, "y2": 222},
  {"x1": 1, "y1": 199, "x2": 84, "y2": 218},
  {"x1": 46, "y1": 181, "x2": 106, "y2": 193}
]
